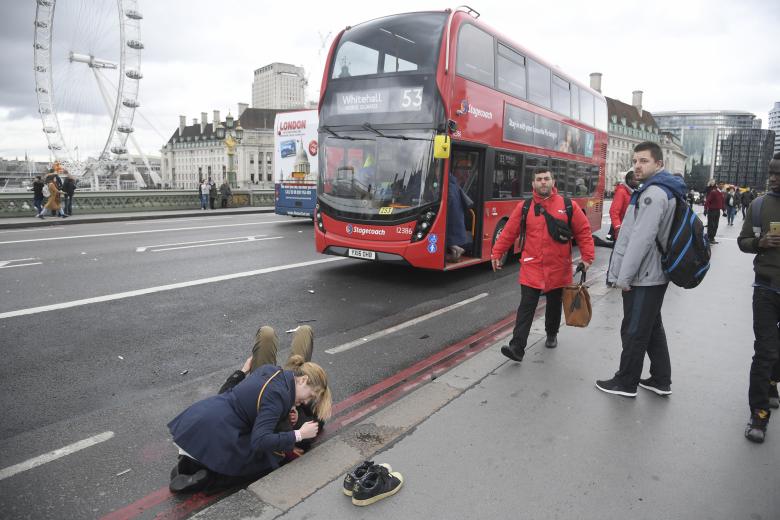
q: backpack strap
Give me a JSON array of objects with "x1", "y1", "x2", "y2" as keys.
[
  {"x1": 563, "y1": 196, "x2": 573, "y2": 227},
  {"x1": 750, "y1": 195, "x2": 764, "y2": 237},
  {"x1": 256, "y1": 369, "x2": 282, "y2": 413},
  {"x1": 518, "y1": 198, "x2": 533, "y2": 257}
]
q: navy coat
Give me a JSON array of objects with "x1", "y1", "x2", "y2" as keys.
[
  {"x1": 446, "y1": 173, "x2": 473, "y2": 249},
  {"x1": 168, "y1": 365, "x2": 297, "y2": 477}
]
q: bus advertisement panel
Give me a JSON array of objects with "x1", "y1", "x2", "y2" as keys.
[{"x1": 274, "y1": 110, "x2": 318, "y2": 218}]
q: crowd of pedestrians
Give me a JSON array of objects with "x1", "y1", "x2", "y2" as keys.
[
  {"x1": 197, "y1": 177, "x2": 232, "y2": 210},
  {"x1": 33, "y1": 168, "x2": 76, "y2": 219}
]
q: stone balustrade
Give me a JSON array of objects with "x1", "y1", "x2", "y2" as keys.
[{"x1": 0, "y1": 189, "x2": 275, "y2": 217}]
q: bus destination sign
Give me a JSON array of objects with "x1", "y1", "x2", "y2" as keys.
[
  {"x1": 336, "y1": 87, "x2": 424, "y2": 115},
  {"x1": 503, "y1": 103, "x2": 594, "y2": 158}
]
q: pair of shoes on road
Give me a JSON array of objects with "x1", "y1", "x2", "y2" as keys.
[
  {"x1": 595, "y1": 377, "x2": 672, "y2": 398},
  {"x1": 745, "y1": 409, "x2": 770, "y2": 444},
  {"x1": 343, "y1": 460, "x2": 403, "y2": 506}
]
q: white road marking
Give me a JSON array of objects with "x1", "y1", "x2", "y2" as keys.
[
  {"x1": 0, "y1": 431, "x2": 114, "y2": 481},
  {"x1": 0, "y1": 257, "x2": 346, "y2": 320},
  {"x1": 135, "y1": 235, "x2": 271, "y2": 252},
  {"x1": 124, "y1": 216, "x2": 234, "y2": 225},
  {"x1": 325, "y1": 292, "x2": 489, "y2": 355},
  {"x1": 0, "y1": 220, "x2": 291, "y2": 245},
  {"x1": 0, "y1": 262, "x2": 42, "y2": 269},
  {"x1": 152, "y1": 236, "x2": 283, "y2": 252}
]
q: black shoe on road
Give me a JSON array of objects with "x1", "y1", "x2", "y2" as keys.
[
  {"x1": 169, "y1": 469, "x2": 210, "y2": 493},
  {"x1": 638, "y1": 377, "x2": 672, "y2": 396},
  {"x1": 351, "y1": 465, "x2": 404, "y2": 506},
  {"x1": 710, "y1": 239, "x2": 719, "y2": 244},
  {"x1": 769, "y1": 383, "x2": 779, "y2": 410},
  {"x1": 500, "y1": 345, "x2": 524, "y2": 362},
  {"x1": 343, "y1": 461, "x2": 392, "y2": 496},
  {"x1": 745, "y1": 409, "x2": 770, "y2": 443},
  {"x1": 545, "y1": 335, "x2": 558, "y2": 349},
  {"x1": 595, "y1": 378, "x2": 637, "y2": 397}
]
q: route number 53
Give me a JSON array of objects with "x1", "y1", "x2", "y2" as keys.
[{"x1": 401, "y1": 88, "x2": 423, "y2": 109}]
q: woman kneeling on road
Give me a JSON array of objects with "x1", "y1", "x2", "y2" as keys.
[{"x1": 167, "y1": 350, "x2": 332, "y2": 493}]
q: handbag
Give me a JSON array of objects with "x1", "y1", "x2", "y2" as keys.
[
  {"x1": 256, "y1": 369, "x2": 282, "y2": 413},
  {"x1": 562, "y1": 268, "x2": 592, "y2": 327}
]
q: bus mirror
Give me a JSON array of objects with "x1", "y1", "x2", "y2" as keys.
[{"x1": 434, "y1": 134, "x2": 451, "y2": 159}]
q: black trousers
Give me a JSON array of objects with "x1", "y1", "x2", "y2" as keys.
[
  {"x1": 749, "y1": 287, "x2": 780, "y2": 411},
  {"x1": 614, "y1": 284, "x2": 671, "y2": 388},
  {"x1": 509, "y1": 285, "x2": 562, "y2": 350},
  {"x1": 706, "y1": 209, "x2": 721, "y2": 241}
]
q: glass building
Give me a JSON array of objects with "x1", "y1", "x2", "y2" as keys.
[
  {"x1": 769, "y1": 102, "x2": 780, "y2": 155},
  {"x1": 714, "y1": 128, "x2": 776, "y2": 189},
  {"x1": 654, "y1": 111, "x2": 760, "y2": 190}
]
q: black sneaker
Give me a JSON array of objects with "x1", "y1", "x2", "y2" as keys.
[
  {"x1": 343, "y1": 461, "x2": 391, "y2": 496},
  {"x1": 769, "y1": 382, "x2": 779, "y2": 410},
  {"x1": 638, "y1": 377, "x2": 672, "y2": 396},
  {"x1": 169, "y1": 468, "x2": 210, "y2": 493},
  {"x1": 500, "y1": 344, "x2": 524, "y2": 362},
  {"x1": 545, "y1": 335, "x2": 558, "y2": 349},
  {"x1": 351, "y1": 465, "x2": 403, "y2": 506},
  {"x1": 595, "y1": 378, "x2": 637, "y2": 397},
  {"x1": 745, "y1": 409, "x2": 770, "y2": 443}
]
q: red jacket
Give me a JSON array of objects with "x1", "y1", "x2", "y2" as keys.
[
  {"x1": 705, "y1": 189, "x2": 725, "y2": 211},
  {"x1": 609, "y1": 183, "x2": 632, "y2": 232},
  {"x1": 491, "y1": 188, "x2": 596, "y2": 291}
]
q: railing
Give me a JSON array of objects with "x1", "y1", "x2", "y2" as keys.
[{"x1": 0, "y1": 189, "x2": 275, "y2": 217}]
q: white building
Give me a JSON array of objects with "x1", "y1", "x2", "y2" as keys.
[
  {"x1": 769, "y1": 102, "x2": 780, "y2": 155},
  {"x1": 160, "y1": 105, "x2": 281, "y2": 190},
  {"x1": 252, "y1": 62, "x2": 306, "y2": 110}
]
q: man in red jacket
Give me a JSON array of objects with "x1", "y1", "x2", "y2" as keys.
[
  {"x1": 705, "y1": 181, "x2": 726, "y2": 243},
  {"x1": 609, "y1": 170, "x2": 639, "y2": 240},
  {"x1": 492, "y1": 167, "x2": 596, "y2": 361}
]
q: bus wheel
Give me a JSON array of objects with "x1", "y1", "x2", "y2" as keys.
[{"x1": 491, "y1": 219, "x2": 509, "y2": 268}]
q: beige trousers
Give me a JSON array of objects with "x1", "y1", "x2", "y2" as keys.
[{"x1": 250, "y1": 325, "x2": 313, "y2": 372}]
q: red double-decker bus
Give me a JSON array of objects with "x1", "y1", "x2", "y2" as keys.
[{"x1": 314, "y1": 7, "x2": 608, "y2": 269}]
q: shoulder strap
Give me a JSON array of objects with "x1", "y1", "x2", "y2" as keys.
[
  {"x1": 751, "y1": 195, "x2": 764, "y2": 230},
  {"x1": 256, "y1": 369, "x2": 283, "y2": 413},
  {"x1": 518, "y1": 198, "x2": 532, "y2": 257},
  {"x1": 563, "y1": 197, "x2": 573, "y2": 227}
]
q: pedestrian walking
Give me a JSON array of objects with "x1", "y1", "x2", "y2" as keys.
[
  {"x1": 725, "y1": 187, "x2": 737, "y2": 226},
  {"x1": 208, "y1": 177, "x2": 217, "y2": 210},
  {"x1": 219, "y1": 180, "x2": 232, "y2": 208},
  {"x1": 32, "y1": 175, "x2": 45, "y2": 216},
  {"x1": 596, "y1": 141, "x2": 687, "y2": 397},
  {"x1": 491, "y1": 167, "x2": 595, "y2": 361},
  {"x1": 198, "y1": 179, "x2": 209, "y2": 210},
  {"x1": 740, "y1": 189, "x2": 751, "y2": 219},
  {"x1": 737, "y1": 152, "x2": 780, "y2": 443},
  {"x1": 61, "y1": 173, "x2": 77, "y2": 216},
  {"x1": 609, "y1": 170, "x2": 639, "y2": 241},
  {"x1": 40, "y1": 175, "x2": 67, "y2": 218},
  {"x1": 705, "y1": 181, "x2": 725, "y2": 243}
]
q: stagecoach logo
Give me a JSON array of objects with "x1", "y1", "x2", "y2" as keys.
[
  {"x1": 345, "y1": 224, "x2": 386, "y2": 236},
  {"x1": 455, "y1": 99, "x2": 493, "y2": 120}
]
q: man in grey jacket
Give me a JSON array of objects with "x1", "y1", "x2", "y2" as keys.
[{"x1": 596, "y1": 141, "x2": 687, "y2": 397}]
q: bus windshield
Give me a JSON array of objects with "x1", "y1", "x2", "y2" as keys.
[
  {"x1": 318, "y1": 130, "x2": 440, "y2": 218},
  {"x1": 330, "y1": 12, "x2": 447, "y2": 79}
]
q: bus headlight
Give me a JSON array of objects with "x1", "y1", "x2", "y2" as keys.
[
  {"x1": 315, "y1": 204, "x2": 325, "y2": 233},
  {"x1": 411, "y1": 206, "x2": 438, "y2": 242}
]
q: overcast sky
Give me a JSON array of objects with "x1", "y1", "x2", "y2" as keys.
[{"x1": 1, "y1": 0, "x2": 778, "y2": 162}]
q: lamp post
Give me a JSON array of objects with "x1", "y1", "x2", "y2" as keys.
[{"x1": 215, "y1": 112, "x2": 244, "y2": 188}]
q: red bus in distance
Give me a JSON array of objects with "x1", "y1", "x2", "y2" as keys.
[{"x1": 315, "y1": 7, "x2": 607, "y2": 270}]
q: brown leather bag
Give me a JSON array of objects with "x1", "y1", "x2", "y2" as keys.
[{"x1": 562, "y1": 269, "x2": 591, "y2": 327}]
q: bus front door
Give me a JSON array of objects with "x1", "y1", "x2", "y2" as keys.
[{"x1": 446, "y1": 147, "x2": 484, "y2": 265}]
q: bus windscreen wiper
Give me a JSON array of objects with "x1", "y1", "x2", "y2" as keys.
[
  {"x1": 321, "y1": 125, "x2": 372, "y2": 141},
  {"x1": 362, "y1": 123, "x2": 431, "y2": 141}
]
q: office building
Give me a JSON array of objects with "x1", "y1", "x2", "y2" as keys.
[
  {"x1": 769, "y1": 102, "x2": 780, "y2": 155},
  {"x1": 252, "y1": 63, "x2": 306, "y2": 110}
]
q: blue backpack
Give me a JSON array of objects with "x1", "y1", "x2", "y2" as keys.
[{"x1": 654, "y1": 191, "x2": 711, "y2": 289}]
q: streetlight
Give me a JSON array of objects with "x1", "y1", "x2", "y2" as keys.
[{"x1": 215, "y1": 112, "x2": 244, "y2": 188}]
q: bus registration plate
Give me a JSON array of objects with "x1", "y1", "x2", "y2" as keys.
[{"x1": 348, "y1": 248, "x2": 376, "y2": 260}]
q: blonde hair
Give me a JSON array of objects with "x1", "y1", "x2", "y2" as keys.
[{"x1": 285, "y1": 354, "x2": 333, "y2": 420}]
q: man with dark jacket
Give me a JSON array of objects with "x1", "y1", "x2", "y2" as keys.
[
  {"x1": 32, "y1": 175, "x2": 45, "y2": 216},
  {"x1": 609, "y1": 170, "x2": 639, "y2": 241},
  {"x1": 705, "y1": 182, "x2": 725, "y2": 243},
  {"x1": 737, "y1": 153, "x2": 780, "y2": 443},
  {"x1": 491, "y1": 167, "x2": 595, "y2": 361},
  {"x1": 597, "y1": 141, "x2": 687, "y2": 397},
  {"x1": 61, "y1": 174, "x2": 77, "y2": 216}
]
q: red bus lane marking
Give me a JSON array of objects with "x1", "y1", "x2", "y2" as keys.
[{"x1": 101, "y1": 303, "x2": 558, "y2": 519}]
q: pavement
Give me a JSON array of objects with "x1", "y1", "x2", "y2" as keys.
[
  {"x1": 191, "y1": 217, "x2": 779, "y2": 520},
  {"x1": 0, "y1": 206, "x2": 275, "y2": 229}
]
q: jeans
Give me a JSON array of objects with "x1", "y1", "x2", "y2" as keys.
[
  {"x1": 508, "y1": 285, "x2": 563, "y2": 350},
  {"x1": 63, "y1": 195, "x2": 73, "y2": 215},
  {"x1": 33, "y1": 196, "x2": 44, "y2": 215},
  {"x1": 706, "y1": 209, "x2": 721, "y2": 241},
  {"x1": 613, "y1": 284, "x2": 671, "y2": 388},
  {"x1": 200, "y1": 194, "x2": 208, "y2": 209},
  {"x1": 726, "y1": 206, "x2": 736, "y2": 225},
  {"x1": 749, "y1": 287, "x2": 780, "y2": 411}
]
